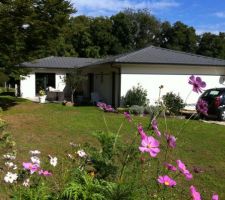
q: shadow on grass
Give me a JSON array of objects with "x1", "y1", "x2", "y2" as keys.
[{"x1": 0, "y1": 95, "x2": 28, "y2": 111}]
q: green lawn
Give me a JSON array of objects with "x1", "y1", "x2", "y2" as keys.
[{"x1": 1, "y1": 96, "x2": 225, "y2": 199}]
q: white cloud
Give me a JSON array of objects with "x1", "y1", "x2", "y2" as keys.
[
  {"x1": 214, "y1": 11, "x2": 225, "y2": 18},
  {"x1": 196, "y1": 23, "x2": 225, "y2": 35},
  {"x1": 72, "y1": 0, "x2": 180, "y2": 16}
]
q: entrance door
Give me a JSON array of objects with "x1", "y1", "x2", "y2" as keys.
[{"x1": 35, "y1": 73, "x2": 55, "y2": 94}]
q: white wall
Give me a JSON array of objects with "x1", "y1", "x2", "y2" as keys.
[
  {"x1": 121, "y1": 64, "x2": 225, "y2": 107},
  {"x1": 20, "y1": 68, "x2": 68, "y2": 99},
  {"x1": 20, "y1": 73, "x2": 36, "y2": 98}
]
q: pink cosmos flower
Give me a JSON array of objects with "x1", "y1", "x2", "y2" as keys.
[
  {"x1": 97, "y1": 102, "x2": 107, "y2": 110},
  {"x1": 190, "y1": 185, "x2": 201, "y2": 200},
  {"x1": 39, "y1": 170, "x2": 52, "y2": 176},
  {"x1": 157, "y1": 175, "x2": 176, "y2": 187},
  {"x1": 151, "y1": 119, "x2": 161, "y2": 137},
  {"x1": 212, "y1": 194, "x2": 219, "y2": 200},
  {"x1": 188, "y1": 75, "x2": 206, "y2": 93},
  {"x1": 177, "y1": 160, "x2": 193, "y2": 180},
  {"x1": 137, "y1": 124, "x2": 147, "y2": 139},
  {"x1": 124, "y1": 112, "x2": 132, "y2": 122},
  {"x1": 23, "y1": 162, "x2": 39, "y2": 174},
  {"x1": 105, "y1": 105, "x2": 115, "y2": 112},
  {"x1": 164, "y1": 163, "x2": 177, "y2": 171},
  {"x1": 165, "y1": 134, "x2": 176, "y2": 148},
  {"x1": 196, "y1": 99, "x2": 208, "y2": 116},
  {"x1": 139, "y1": 136, "x2": 160, "y2": 157},
  {"x1": 97, "y1": 102, "x2": 115, "y2": 112}
]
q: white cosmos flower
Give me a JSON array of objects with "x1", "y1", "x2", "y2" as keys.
[
  {"x1": 13, "y1": 164, "x2": 17, "y2": 170},
  {"x1": 5, "y1": 162, "x2": 17, "y2": 170},
  {"x1": 4, "y1": 172, "x2": 18, "y2": 183},
  {"x1": 3, "y1": 154, "x2": 16, "y2": 160},
  {"x1": 49, "y1": 156, "x2": 57, "y2": 167},
  {"x1": 69, "y1": 142, "x2": 78, "y2": 147},
  {"x1": 5, "y1": 162, "x2": 14, "y2": 168},
  {"x1": 67, "y1": 154, "x2": 74, "y2": 159},
  {"x1": 22, "y1": 178, "x2": 30, "y2": 187},
  {"x1": 31, "y1": 156, "x2": 40, "y2": 165},
  {"x1": 77, "y1": 150, "x2": 87, "y2": 158},
  {"x1": 30, "y1": 150, "x2": 41, "y2": 155}
]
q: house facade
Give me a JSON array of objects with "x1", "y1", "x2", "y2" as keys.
[{"x1": 20, "y1": 46, "x2": 225, "y2": 107}]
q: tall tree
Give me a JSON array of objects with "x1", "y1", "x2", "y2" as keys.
[
  {"x1": 197, "y1": 32, "x2": 225, "y2": 59},
  {"x1": 89, "y1": 17, "x2": 118, "y2": 56},
  {"x1": 69, "y1": 16, "x2": 96, "y2": 57},
  {"x1": 162, "y1": 21, "x2": 198, "y2": 53},
  {"x1": 111, "y1": 12, "x2": 136, "y2": 52},
  {"x1": 0, "y1": 0, "x2": 75, "y2": 79},
  {"x1": 111, "y1": 9, "x2": 161, "y2": 51}
]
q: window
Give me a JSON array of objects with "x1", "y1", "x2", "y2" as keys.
[
  {"x1": 208, "y1": 90, "x2": 220, "y2": 96},
  {"x1": 35, "y1": 73, "x2": 55, "y2": 94}
]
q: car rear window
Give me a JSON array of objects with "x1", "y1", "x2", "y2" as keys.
[
  {"x1": 203, "y1": 90, "x2": 221, "y2": 97},
  {"x1": 208, "y1": 90, "x2": 220, "y2": 96}
]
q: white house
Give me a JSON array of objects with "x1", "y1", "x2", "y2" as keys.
[{"x1": 20, "y1": 46, "x2": 225, "y2": 107}]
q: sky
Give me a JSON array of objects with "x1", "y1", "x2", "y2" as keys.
[{"x1": 71, "y1": 0, "x2": 225, "y2": 34}]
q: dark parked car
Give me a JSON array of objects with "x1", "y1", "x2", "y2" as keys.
[{"x1": 196, "y1": 88, "x2": 225, "y2": 121}]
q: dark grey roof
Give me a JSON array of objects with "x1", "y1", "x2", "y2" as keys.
[
  {"x1": 92, "y1": 46, "x2": 225, "y2": 66},
  {"x1": 20, "y1": 46, "x2": 225, "y2": 69},
  {"x1": 20, "y1": 56, "x2": 101, "y2": 69}
]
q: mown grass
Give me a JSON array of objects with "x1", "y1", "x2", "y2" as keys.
[{"x1": 1, "y1": 96, "x2": 225, "y2": 199}]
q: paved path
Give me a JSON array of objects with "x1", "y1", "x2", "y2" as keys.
[{"x1": 201, "y1": 120, "x2": 225, "y2": 126}]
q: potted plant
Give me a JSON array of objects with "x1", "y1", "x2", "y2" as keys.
[{"x1": 38, "y1": 89, "x2": 47, "y2": 103}]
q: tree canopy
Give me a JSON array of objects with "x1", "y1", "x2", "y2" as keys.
[{"x1": 1, "y1": 3, "x2": 225, "y2": 82}]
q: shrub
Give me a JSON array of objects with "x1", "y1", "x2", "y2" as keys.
[
  {"x1": 129, "y1": 105, "x2": 144, "y2": 115},
  {"x1": 162, "y1": 92, "x2": 185, "y2": 115},
  {"x1": 122, "y1": 84, "x2": 149, "y2": 106},
  {"x1": 116, "y1": 107, "x2": 129, "y2": 114}
]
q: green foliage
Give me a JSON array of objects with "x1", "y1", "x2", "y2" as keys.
[
  {"x1": 162, "y1": 92, "x2": 185, "y2": 115},
  {"x1": 111, "y1": 9, "x2": 160, "y2": 51},
  {"x1": 91, "y1": 131, "x2": 118, "y2": 179},
  {"x1": 122, "y1": 84, "x2": 148, "y2": 106},
  {"x1": 160, "y1": 21, "x2": 198, "y2": 53},
  {"x1": 143, "y1": 105, "x2": 165, "y2": 118},
  {"x1": 129, "y1": 105, "x2": 144, "y2": 115},
  {"x1": 0, "y1": 0, "x2": 75, "y2": 78},
  {"x1": 62, "y1": 169, "x2": 111, "y2": 200},
  {"x1": 0, "y1": 71, "x2": 9, "y2": 85},
  {"x1": 12, "y1": 182, "x2": 51, "y2": 200},
  {"x1": 197, "y1": 32, "x2": 225, "y2": 59},
  {"x1": 92, "y1": 131, "x2": 116, "y2": 161},
  {"x1": 0, "y1": 119, "x2": 16, "y2": 150},
  {"x1": 62, "y1": 169, "x2": 134, "y2": 200},
  {"x1": 116, "y1": 107, "x2": 129, "y2": 113}
]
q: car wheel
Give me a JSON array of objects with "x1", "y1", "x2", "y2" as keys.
[{"x1": 218, "y1": 109, "x2": 225, "y2": 121}]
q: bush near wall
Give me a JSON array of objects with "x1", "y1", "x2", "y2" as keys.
[
  {"x1": 162, "y1": 92, "x2": 185, "y2": 115},
  {"x1": 122, "y1": 84, "x2": 149, "y2": 107}
]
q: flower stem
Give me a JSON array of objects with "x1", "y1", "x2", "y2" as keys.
[
  {"x1": 112, "y1": 122, "x2": 124, "y2": 152},
  {"x1": 102, "y1": 114, "x2": 110, "y2": 133},
  {"x1": 119, "y1": 133, "x2": 139, "y2": 181},
  {"x1": 177, "y1": 113, "x2": 196, "y2": 136}
]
